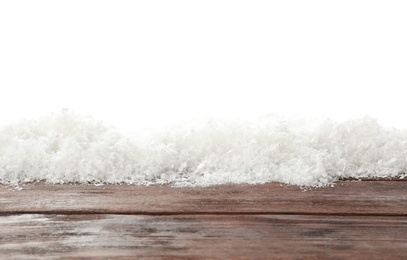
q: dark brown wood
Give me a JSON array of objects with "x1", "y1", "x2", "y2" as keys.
[
  {"x1": 1, "y1": 181, "x2": 407, "y2": 215},
  {"x1": 1, "y1": 214, "x2": 407, "y2": 259},
  {"x1": 2, "y1": 181, "x2": 407, "y2": 258}
]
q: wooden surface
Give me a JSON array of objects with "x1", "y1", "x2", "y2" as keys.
[{"x1": 1, "y1": 181, "x2": 407, "y2": 259}]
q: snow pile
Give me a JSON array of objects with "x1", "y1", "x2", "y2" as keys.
[{"x1": 0, "y1": 110, "x2": 406, "y2": 187}]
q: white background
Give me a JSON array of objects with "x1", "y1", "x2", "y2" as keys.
[{"x1": 1, "y1": 1, "x2": 406, "y2": 130}]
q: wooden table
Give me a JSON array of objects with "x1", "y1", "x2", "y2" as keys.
[{"x1": 1, "y1": 180, "x2": 407, "y2": 259}]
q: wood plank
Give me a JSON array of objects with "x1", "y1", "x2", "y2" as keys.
[
  {"x1": 1, "y1": 181, "x2": 407, "y2": 215},
  {"x1": 1, "y1": 214, "x2": 407, "y2": 259}
]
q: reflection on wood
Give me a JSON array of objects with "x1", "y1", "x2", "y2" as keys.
[{"x1": 1, "y1": 214, "x2": 407, "y2": 259}]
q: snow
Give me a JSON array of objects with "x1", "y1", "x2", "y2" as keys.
[{"x1": 0, "y1": 110, "x2": 406, "y2": 187}]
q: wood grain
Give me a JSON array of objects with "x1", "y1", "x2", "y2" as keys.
[
  {"x1": 2, "y1": 181, "x2": 407, "y2": 258},
  {"x1": 1, "y1": 181, "x2": 407, "y2": 215},
  {"x1": 1, "y1": 214, "x2": 407, "y2": 259}
]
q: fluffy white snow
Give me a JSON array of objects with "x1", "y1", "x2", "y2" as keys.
[{"x1": 0, "y1": 110, "x2": 406, "y2": 187}]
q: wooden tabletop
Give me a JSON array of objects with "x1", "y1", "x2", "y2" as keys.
[{"x1": 1, "y1": 180, "x2": 407, "y2": 259}]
